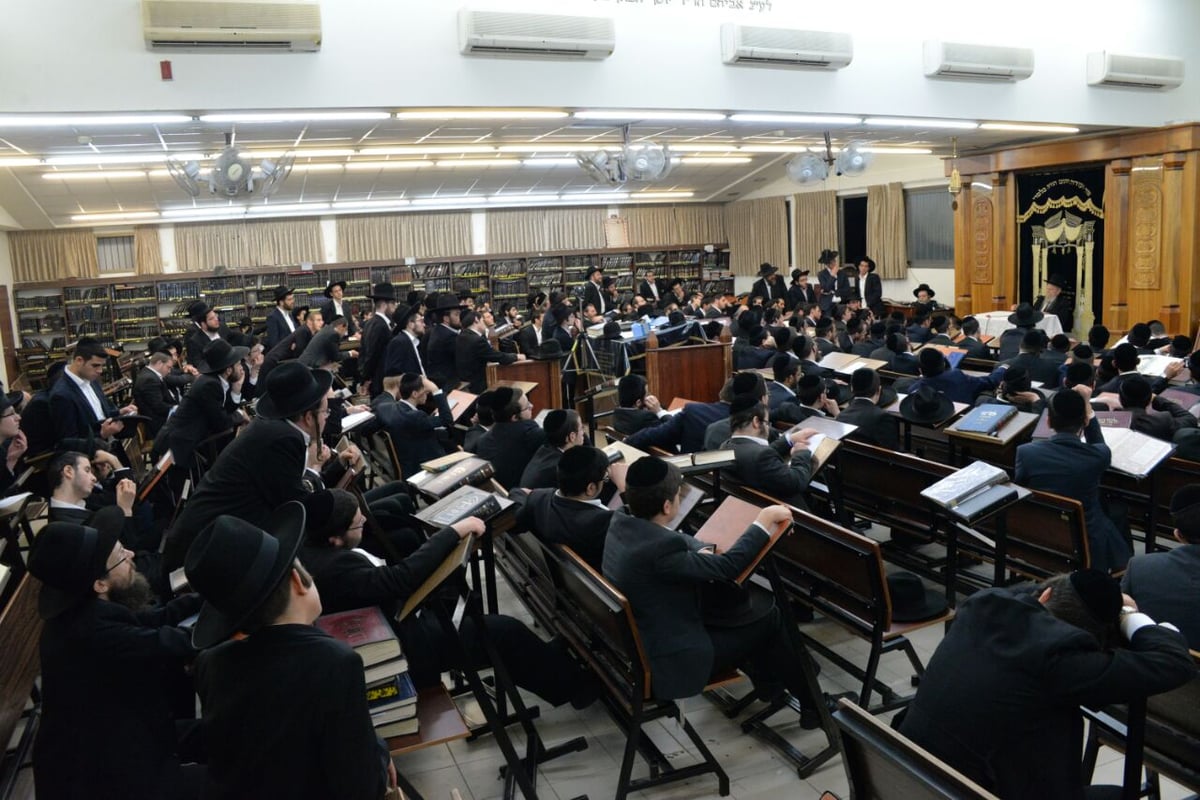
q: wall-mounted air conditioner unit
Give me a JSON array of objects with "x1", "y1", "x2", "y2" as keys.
[
  {"x1": 1087, "y1": 51, "x2": 1184, "y2": 90},
  {"x1": 458, "y1": 8, "x2": 614, "y2": 60},
  {"x1": 142, "y1": 0, "x2": 321, "y2": 52},
  {"x1": 720, "y1": 24, "x2": 852, "y2": 69},
  {"x1": 923, "y1": 41, "x2": 1033, "y2": 82}
]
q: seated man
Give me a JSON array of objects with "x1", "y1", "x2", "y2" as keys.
[
  {"x1": 956, "y1": 316, "x2": 993, "y2": 360},
  {"x1": 603, "y1": 458, "x2": 824, "y2": 725},
  {"x1": 871, "y1": 331, "x2": 920, "y2": 376},
  {"x1": 186, "y1": 505, "x2": 396, "y2": 800},
  {"x1": 908, "y1": 347, "x2": 1005, "y2": 405},
  {"x1": 998, "y1": 303, "x2": 1041, "y2": 361},
  {"x1": 462, "y1": 389, "x2": 495, "y2": 453},
  {"x1": 47, "y1": 449, "x2": 162, "y2": 560},
  {"x1": 722, "y1": 394, "x2": 818, "y2": 508},
  {"x1": 1097, "y1": 343, "x2": 1183, "y2": 394},
  {"x1": 29, "y1": 507, "x2": 204, "y2": 800},
  {"x1": 899, "y1": 570, "x2": 1195, "y2": 799},
  {"x1": 1119, "y1": 376, "x2": 1198, "y2": 441},
  {"x1": 1003, "y1": 329, "x2": 1063, "y2": 388},
  {"x1": 766, "y1": 354, "x2": 800, "y2": 412},
  {"x1": 519, "y1": 409, "x2": 585, "y2": 489},
  {"x1": 372, "y1": 373, "x2": 453, "y2": 480},
  {"x1": 836, "y1": 368, "x2": 900, "y2": 451},
  {"x1": 630, "y1": 376, "x2": 737, "y2": 455},
  {"x1": 133, "y1": 351, "x2": 181, "y2": 436},
  {"x1": 299, "y1": 490, "x2": 597, "y2": 708},
  {"x1": 612, "y1": 374, "x2": 670, "y2": 437},
  {"x1": 789, "y1": 373, "x2": 841, "y2": 422},
  {"x1": 475, "y1": 387, "x2": 546, "y2": 489},
  {"x1": 513, "y1": 446, "x2": 616, "y2": 571},
  {"x1": 1122, "y1": 485, "x2": 1200, "y2": 648},
  {"x1": 1015, "y1": 388, "x2": 1132, "y2": 572}
]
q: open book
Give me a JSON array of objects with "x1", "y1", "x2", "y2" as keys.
[
  {"x1": 409, "y1": 456, "x2": 495, "y2": 499},
  {"x1": 415, "y1": 485, "x2": 510, "y2": 528},
  {"x1": 341, "y1": 410, "x2": 376, "y2": 433},
  {"x1": 1100, "y1": 428, "x2": 1175, "y2": 478}
]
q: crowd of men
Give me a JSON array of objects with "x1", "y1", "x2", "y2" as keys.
[{"x1": 2, "y1": 260, "x2": 1198, "y2": 800}]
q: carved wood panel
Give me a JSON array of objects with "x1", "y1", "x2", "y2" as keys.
[
  {"x1": 1130, "y1": 171, "x2": 1163, "y2": 290},
  {"x1": 971, "y1": 196, "x2": 994, "y2": 284}
]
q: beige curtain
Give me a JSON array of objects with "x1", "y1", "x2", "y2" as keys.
[
  {"x1": 133, "y1": 226, "x2": 163, "y2": 275},
  {"x1": 486, "y1": 209, "x2": 544, "y2": 254},
  {"x1": 867, "y1": 182, "x2": 909, "y2": 280},
  {"x1": 621, "y1": 206, "x2": 677, "y2": 247},
  {"x1": 174, "y1": 222, "x2": 252, "y2": 271},
  {"x1": 246, "y1": 218, "x2": 324, "y2": 266},
  {"x1": 792, "y1": 191, "x2": 838, "y2": 270},
  {"x1": 723, "y1": 197, "x2": 788, "y2": 277},
  {"x1": 672, "y1": 204, "x2": 726, "y2": 245},
  {"x1": 8, "y1": 229, "x2": 99, "y2": 282},
  {"x1": 337, "y1": 212, "x2": 471, "y2": 261},
  {"x1": 543, "y1": 207, "x2": 606, "y2": 250}
]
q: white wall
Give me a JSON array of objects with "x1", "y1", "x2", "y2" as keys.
[{"x1": 0, "y1": 1, "x2": 1197, "y2": 128}]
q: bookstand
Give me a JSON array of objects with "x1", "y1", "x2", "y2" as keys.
[{"x1": 925, "y1": 484, "x2": 1030, "y2": 607}]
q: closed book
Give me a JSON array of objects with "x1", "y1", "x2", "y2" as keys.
[
  {"x1": 415, "y1": 457, "x2": 495, "y2": 499},
  {"x1": 948, "y1": 484, "x2": 1018, "y2": 522},
  {"x1": 419, "y1": 450, "x2": 476, "y2": 473},
  {"x1": 956, "y1": 404, "x2": 1018, "y2": 436},
  {"x1": 664, "y1": 449, "x2": 735, "y2": 474},
  {"x1": 415, "y1": 485, "x2": 507, "y2": 528},
  {"x1": 372, "y1": 704, "x2": 418, "y2": 727},
  {"x1": 364, "y1": 654, "x2": 410, "y2": 685},
  {"x1": 375, "y1": 717, "x2": 420, "y2": 738},
  {"x1": 314, "y1": 606, "x2": 402, "y2": 668},
  {"x1": 367, "y1": 672, "x2": 418, "y2": 714},
  {"x1": 921, "y1": 460, "x2": 1009, "y2": 509}
]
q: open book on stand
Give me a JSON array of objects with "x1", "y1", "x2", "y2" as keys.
[
  {"x1": 921, "y1": 460, "x2": 1009, "y2": 510},
  {"x1": 415, "y1": 485, "x2": 511, "y2": 529},
  {"x1": 408, "y1": 456, "x2": 495, "y2": 498}
]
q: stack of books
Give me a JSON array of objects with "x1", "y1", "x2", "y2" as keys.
[{"x1": 315, "y1": 607, "x2": 419, "y2": 737}]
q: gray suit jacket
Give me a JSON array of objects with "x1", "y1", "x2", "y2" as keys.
[{"x1": 1122, "y1": 544, "x2": 1200, "y2": 649}]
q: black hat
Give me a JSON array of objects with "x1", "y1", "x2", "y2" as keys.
[
  {"x1": 368, "y1": 282, "x2": 398, "y2": 302},
  {"x1": 1169, "y1": 335, "x2": 1193, "y2": 358},
  {"x1": 626, "y1": 456, "x2": 670, "y2": 488},
  {"x1": 1003, "y1": 364, "x2": 1031, "y2": 393},
  {"x1": 238, "y1": 316, "x2": 253, "y2": 329},
  {"x1": 918, "y1": 347, "x2": 946, "y2": 376},
  {"x1": 185, "y1": 502, "x2": 307, "y2": 648},
  {"x1": 757, "y1": 262, "x2": 778, "y2": 278},
  {"x1": 255, "y1": 362, "x2": 334, "y2": 419},
  {"x1": 602, "y1": 321, "x2": 622, "y2": 339},
  {"x1": 549, "y1": 304, "x2": 574, "y2": 325},
  {"x1": 199, "y1": 338, "x2": 248, "y2": 374},
  {"x1": 899, "y1": 385, "x2": 955, "y2": 425},
  {"x1": 842, "y1": 289, "x2": 862, "y2": 304},
  {"x1": 887, "y1": 572, "x2": 948, "y2": 622},
  {"x1": 1008, "y1": 302, "x2": 1044, "y2": 327},
  {"x1": 791, "y1": 269, "x2": 809, "y2": 281},
  {"x1": 323, "y1": 280, "x2": 347, "y2": 298},
  {"x1": 534, "y1": 339, "x2": 565, "y2": 360},
  {"x1": 587, "y1": 265, "x2": 603, "y2": 278},
  {"x1": 1045, "y1": 274, "x2": 1068, "y2": 289},
  {"x1": 1169, "y1": 485, "x2": 1200, "y2": 541},
  {"x1": 300, "y1": 489, "x2": 360, "y2": 545},
  {"x1": 601, "y1": 276, "x2": 616, "y2": 289},
  {"x1": 391, "y1": 303, "x2": 418, "y2": 328},
  {"x1": 912, "y1": 283, "x2": 936, "y2": 299},
  {"x1": 28, "y1": 506, "x2": 126, "y2": 619},
  {"x1": 1068, "y1": 569, "x2": 1122, "y2": 626},
  {"x1": 271, "y1": 285, "x2": 294, "y2": 303},
  {"x1": 188, "y1": 300, "x2": 212, "y2": 323}
]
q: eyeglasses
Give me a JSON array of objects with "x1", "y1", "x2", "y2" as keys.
[
  {"x1": 0, "y1": 410, "x2": 17, "y2": 419},
  {"x1": 103, "y1": 545, "x2": 133, "y2": 575}
]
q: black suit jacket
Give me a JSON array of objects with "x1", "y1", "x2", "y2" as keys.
[
  {"x1": 836, "y1": 397, "x2": 900, "y2": 451},
  {"x1": 1128, "y1": 398, "x2": 1198, "y2": 442},
  {"x1": 318, "y1": 298, "x2": 357, "y2": 336},
  {"x1": 35, "y1": 595, "x2": 200, "y2": 800},
  {"x1": 816, "y1": 268, "x2": 837, "y2": 313},
  {"x1": 612, "y1": 406, "x2": 660, "y2": 437},
  {"x1": 133, "y1": 367, "x2": 178, "y2": 436},
  {"x1": 514, "y1": 488, "x2": 614, "y2": 572},
  {"x1": 1122, "y1": 544, "x2": 1200, "y2": 649},
  {"x1": 787, "y1": 283, "x2": 817, "y2": 310},
  {"x1": 372, "y1": 392, "x2": 452, "y2": 479},
  {"x1": 1003, "y1": 352, "x2": 1063, "y2": 388},
  {"x1": 582, "y1": 281, "x2": 607, "y2": 315},
  {"x1": 516, "y1": 324, "x2": 542, "y2": 357},
  {"x1": 455, "y1": 329, "x2": 517, "y2": 393},
  {"x1": 384, "y1": 330, "x2": 423, "y2": 378},
  {"x1": 475, "y1": 419, "x2": 546, "y2": 490},
  {"x1": 751, "y1": 276, "x2": 785, "y2": 303},
  {"x1": 1035, "y1": 294, "x2": 1073, "y2": 332},
  {"x1": 49, "y1": 371, "x2": 118, "y2": 444},
  {"x1": 358, "y1": 313, "x2": 393, "y2": 396},
  {"x1": 625, "y1": 400, "x2": 729, "y2": 455},
  {"x1": 899, "y1": 587, "x2": 1195, "y2": 800},
  {"x1": 723, "y1": 435, "x2": 812, "y2": 508},
  {"x1": 264, "y1": 306, "x2": 296, "y2": 350},
  {"x1": 861, "y1": 272, "x2": 883, "y2": 312},
  {"x1": 957, "y1": 336, "x2": 993, "y2": 360},
  {"x1": 518, "y1": 444, "x2": 562, "y2": 489},
  {"x1": 638, "y1": 279, "x2": 662, "y2": 304},
  {"x1": 425, "y1": 323, "x2": 460, "y2": 389},
  {"x1": 153, "y1": 373, "x2": 242, "y2": 467}
]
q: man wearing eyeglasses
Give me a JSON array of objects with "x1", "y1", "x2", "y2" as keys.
[
  {"x1": 0, "y1": 392, "x2": 27, "y2": 495},
  {"x1": 28, "y1": 507, "x2": 205, "y2": 800}
]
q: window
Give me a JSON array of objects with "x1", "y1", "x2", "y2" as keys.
[
  {"x1": 904, "y1": 188, "x2": 954, "y2": 268},
  {"x1": 96, "y1": 235, "x2": 135, "y2": 274},
  {"x1": 839, "y1": 195, "x2": 867, "y2": 263}
]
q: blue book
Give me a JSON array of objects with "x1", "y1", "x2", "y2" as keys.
[{"x1": 956, "y1": 403, "x2": 1018, "y2": 436}]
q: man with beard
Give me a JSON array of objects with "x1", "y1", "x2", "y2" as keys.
[
  {"x1": 28, "y1": 507, "x2": 205, "y2": 799},
  {"x1": 185, "y1": 301, "x2": 226, "y2": 366}
]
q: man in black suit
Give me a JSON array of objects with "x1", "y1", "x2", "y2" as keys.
[
  {"x1": 956, "y1": 316, "x2": 993, "y2": 360},
  {"x1": 751, "y1": 262, "x2": 786, "y2": 304},
  {"x1": 1033, "y1": 274, "x2": 1073, "y2": 333},
  {"x1": 259, "y1": 307, "x2": 323, "y2": 387},
  {"x1": 1119, "y1": 376, "x2": 1198, "y2": 442},
  {"x1": 582, "y1": 266, "x2": 608, "y2": 316},
  {"x1": 998, "y1": 302, "x2": 1041, "y2": 360},
  {"x1": 513, "y1": 445, "x2": 617, "y2": 571},
  {"x1": 786, "y1": 269, "x2": 817, "y2": 311},
  {"x1": 516, "y1": 307, "x2": 545, "y2": 357},
  {"x1": 263, "y1": 285, "x2": 297, "y2": 350},
  {"x1": 602, "y1": 458, "x2": 825, "y2": 723},
  {"x1": 767, "y1": 354, "x2": 800, "y2": 412},
  {"x1": 184, "y1": 301, "x2": 226, "y2": 367},
  {"x1": 28, "y1": 509, "x2": 204, "y2": 800},
  {"x1": 722, "y1": 395, "x2": 817, "y2": 508},
  {"x1": 475, "y1": 387, "x2": 546, "y2": 490},
  {"x1": 425, "y1": 294, "x2": 466, "y2": 389},
  {"x1": 613, "y1": 374, "x2": 668, "y2": 437},
  {"x1": 49, "y1": 337, "x2": 137, "y2": 446},
  {"x1": 383, "y1": 303, "x2": 425, "y2": 378},
  {"x1": 518, "y1": 409, "x2": 584, "y2": 489},
  {"x1": 1003, "y1": 329, "x2": 1063, "y2": 387},
  {"x1": 857, "y1": 257, "x2": 883, "y2": 317},
  {"x1": 816, "y1": 249, "x2": 840, "y2": 315},
  {"x1": 372, "y1": 373, "x2": 453, "y2": 480},
  {"x1": 318, "y1": 279, "x2": 358, "y2": 337},
  {"x1": 455, "y1": 309, "x2": 523, "y2": 393},
  {"x1": 1097, "y1": 342, "x2": 1183, "y2": 395},
  {"x1": 900, "y1": 570, "x2": 1195, "y2": 799},
  {"x1": 358, "y1": 282, "x2": 398, "y2": 398},
  {"x1": 837, "y1": 368, "x2": 900, "y2": 450},
  {"x1": 1122, "y1": 484, "x2": 1200, "y2": 648},
  {"x1": 133, "y1": 352, "x2": 180, "y2": 436},
  {"x1": 638, "y1": 269, "x2": 662, "y2": 305},
  {"x1": 625, "y1": 385, "x2": 730, "y2": 455}
]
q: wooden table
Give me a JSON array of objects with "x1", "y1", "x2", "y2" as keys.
[
  {"x1": 944, "y1": 410, "x2": 1039, "y2": 469},
  {"x1": 387, "y1": 685, "x2": 471, "y2": 755},
  {"x1": 488, "y1": 357, "x2": 561, "y2": 411}
]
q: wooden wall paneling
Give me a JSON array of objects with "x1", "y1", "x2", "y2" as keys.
[
  {"x1": 952, "y1": 125, "x2": 1200, "y2": 177},
  {"x1": 1105, "y1": 161, "x2": 1132, "y2": 332},
  {"x1": 1183, "y1": 152, "x2": 1200, "y2": 337},
  {"x1": 1127, "y1": 156, "x2": 1166, "y2": 328},
  {"x1": 997, "y1": 172, "x2": 1017, "y2": 313},
  {"x1": 1159, "y1": 153, "x2": 1187, "y2": 333},
  {"x1": 0, "y1": 287, "x2": 16, "y2": 382},
  {"x1": 952, "y1": 183, "x2": 973, "y2": 316}
]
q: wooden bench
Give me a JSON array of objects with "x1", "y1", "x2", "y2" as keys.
[
  {"x1": 832, "y1": 699, "x2": 1000, "y2": 799},
  {"x1": 828, "y1": 439, "x2": 951, "y2": 544},
  {"x1": 0, "y1": 575, "x2": 43, "y2": 798},
  {"x1": 971, "y1": 488, "x2": 1090, "y2": 583},
  {"x1": 1147, "y1": 456, "x2": 1200, "y2": 552}
]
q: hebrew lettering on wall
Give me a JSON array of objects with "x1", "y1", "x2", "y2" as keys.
[
  {"x1": 1130, "y1": 172, "x2": 1162, "y2": 290},
  {"x1": 971, "y1": 196, "x2": 993, "y2": 284}
]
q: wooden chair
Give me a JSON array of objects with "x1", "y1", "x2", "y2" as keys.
[
  {"x1": 362, "y1": 430, "x2": 403, "y2": 487},
  {"x1": 832, "y1": 699, "x2": 1000, "y2": 799},
  {"x1": 543, "y1": 545, "x2": 732, "y2": 800},
  {"x1": 0, "y1": 575, "x2": 43, "y2": 799}
]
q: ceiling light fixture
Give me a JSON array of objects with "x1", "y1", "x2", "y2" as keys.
[
  {"x1": 557, "y1": 192, "x2": 631, "y2": 203},
  {"x1": 498, "y1": 144, "x2": 591, "y2": 154},
  {"x1": 0, "y1": 114, "x2": 192, "y2": 127},
  {"x1": 978, "y1": 122, "x2": 1081, "y2": 133},
  {"x1": 246, "y1": 202, "x2": 330, "y2": 215},
  {"x1": 43, "y1": 170, "x2": 150, "y2": 181},
  {"x1": 331, "y1": 199, "x2": 412, "y2": 210},
  {"x1": 676, "y1": 156, "x2": 753, "y2": 165},
  {"x1": 70, "y1": 211, "x2": 161, "y2": 222},
  {"x1": 394, "y1": 110, "x2": 568, "y2": 120},
  {"x1": 243, "y1": 148, "x2": 358, "y2": 159},
  {"x1": 520, "y1": 158, "x2": 580, "y2": 167},
  {"x1": 410, "y1": 196, "x2": 484, "y2": 206},
  {"x1": 343, "y1": 160, "x2": 433, "y2": 171},
  {"x1": 674, "y1": 144, "x2": 740, "y2": 153},
  {"x1": 729, "y1": 113, "x2": 863, "y2": 125},
  {"x1": 574, "y1": 110, "x2": 728, "y2": 122},
  {"x1": 432, "y1": 159, "x2": 523, "y2": 168},
  {"x1": 859, "y1": 147, "x2": 934, "y2": 155},
  {"x1": 632, "y1": 191, "x2": 695, "y2": 200},
  {"x1": 199, "y1": 112, "x2": 391, "y2": 124},
  {"x1": 865, "y1": 117, "x2": 979, "y2": 129},
  {"x1": 161, "y1": 206, "x2": 248, "y2": 218},
  {"x1": 488, "y1": 194, "x2": 562, "y2": 204},
  {"x1": 0, "y1": 158, "x2": 45, "y2": 168},
  {"x1": 357, "y1": 145, "x2": 497, "y2": 157},
  {"x1": 741, "y1": 144, "x2": 816, "y2": 153},
  {"x1": 44, "y1": 152, "x2": 205, "y2": 166}
]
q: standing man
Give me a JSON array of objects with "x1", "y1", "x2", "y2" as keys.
[
  {"x1": 264, "y1": 285, "x2": 296, "y2": 350},
  {"x1": 185, "y1": 301, "x2": 226, "y2": 366},
  {"x1": 455, "y1": 309, "x2": 524, "y2": 393},
  {"x1": 383, "y1": 303, "x2": 426, "y2": 378},
  {"x1": 319, "y1": 279, "x2": 358, "y2": 337},
  {"x1": 583, "y1": 266, "x2": 608, "y2": 316},
  {"x1": 858, "y1": 257, "x2": 883, "y2": 317},
  {"x1": 425, "y1": 295, "x2": 466, "y2": 389},
  {"x1": 816, "y1": 249, "x2": 840, "y2": 315},
  {"x1": 751, "y1": 263, "x2": 784, "y2": 304},
  {"x1": 50, "y1": 337, "x2": 138, "y2": 446},
  {"x1": 358, "y1": 282, "x2": 397, "y2": 398},
  {"x1": 639, "y1": 268, "x2": 661, "y2": 305}
]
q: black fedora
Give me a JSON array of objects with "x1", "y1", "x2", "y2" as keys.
[
  {"x1": 323, "y1": 280, "x2": 347, "y2": 298},
  {"x1": 188, "y1": 300, "x2": 212, "y2": 323},
  {"x1": 391, "y1": 302, "x2": 418, "y2": 328},
  {"x1": 1045, "y1": 274, "x2": 1068, "y2": 289},
  {"x1": 912, "y1": 283, "x2": 936, "y2": 299},
  {"x1": 199, "y1": 338, "x2": 249, "y2": 375},
  {"x1": 368, "y1": 282, "x2": 398, "y2": 302},
  {"x1": 255, "y1": 362, "x2": 334, "y2": 419},
  {"x1": 534, "y1": 339, "x2": 565, "y2": 360},
  {"x1": 887, "y1": 571, "x2": 948, "y2": 622},
  {"x1": 757, "y1": 262, "x2": 778, "y2": 277},
  {"x1": 184, "y1": 502, "x2": 307, "y2": 648},
  {"x1": 431, "y1": 294, "x2": 465, "y2": 313},
  {"x1": 899, "y1": 385, "x2": 955, "y2": 425},
  {"x1": 271, "y1": 285, "x2": 294, "y2": 303},
  {"x1": 29, "y1": 506, "x2": 126, "y2": 619},
  {"x1": 1008, "y1": 302, "x2": 1044, "y2": 327}
]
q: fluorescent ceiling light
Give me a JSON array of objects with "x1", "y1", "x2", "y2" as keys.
[
  {"x1": 247, "y1": 203, "x2": 330, "y2": 215},
  {"x1": 411, "y1": 196, "x2": 484, "y2": 206},
  {"x1": 674, "y1": 144, "x2": 740, "y2": 153},
  {"x1": 729, "y1": 113, "x2": 862, "y2": 125},
  {"x1": 200, "y1": 112, "x2": 390, "y2": 123},
  {"x1": 162, "y1": 206, "x2": 247, "y2": 218},
  {"x1": 71, "y1": 211, "x2": 160, "y2": 222},
  {"x1": 358, "y1": 145, "x2": 497, "y2": 156},
  {"x1": 43, "y1": 170, "x2": 149, "y2": 181},
  {"x1": 0, "y1": 158, "x2": 45, "y2": 168},
  {"x1": 243, "y1": 148, "x2": 358, "y2": 159},
  {"x1": 632, "y1": 192, "x2": 695, "y2": 200},
  {"x1": 0, "y1": 114, "x2": 191, "y2": 127},
  {"x1": 488, "y1": 194, "x2": 562, "y2": 204},
  {"x1": 289, "y1": 163, "x2": 347, "y2": 173},
  {"x1": 865, "y1": 117, "x2": 978, "y2": 129},
  {"x1": 558, "y1": 192, "x2": 629, "y2": 202},
  {"x1": 44, "y1": 152, "x2": 204, "y2": 166},
  {"x1": 979, "y1": 122, "x2": 1080, "y2": 133},
  {"x1": 343, "y1": 160, "x2": 432, "y2": 171},
  {"x1": 395, "y1": 110, "x2": 568, "y2": 120},
  {"x1": 574, "y1": 110, "x2": 728, "y2": 122},
  {"x1": 520, "y1": 158, "x2": 579, "y2": 167},
  {"x1": 498, "y1": 144, "x2": 591, "y2": 153},
  {"x1": 432, "y1": 159, "x2": 522, "y2": 168},
  {"x1": 860, "y1": 147, "x2": 934, "y2": 155},
  {"x1": 741, "y1": 144, "x2": 815, "y2": 153},
  {"x1": 331, "y1": 199, "x2": 412, "y2": 210},
  {"x1": 676, "y1": 157, "x2": 753, "y2": 165}
]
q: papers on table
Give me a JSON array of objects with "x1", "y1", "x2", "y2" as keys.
[
  {"x1": 341, "y1": 410, "x2": 376, "y2": 432},
  {"x1": 1100, "y1": 428, "x2": 1175, "y2": 478},
  {"x1": 1136, "y1": 355, "x2": 1184, "y2": 378}
]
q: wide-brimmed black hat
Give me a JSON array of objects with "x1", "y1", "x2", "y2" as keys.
[
  {"x1": 271, "y1": 285, "x2": 294, "y2": 303},
  {"x1": 188, "y1": 300, "x2": 212, "y2": 323},
  {"x1": 323, "y1": 280, "x2": 347, "y2": 298},
  {"x1": 431, "y1": 294, "x2": 465, "y2": 313},
  {"x1": 29, "y1": 506, "x2": 125, "y2": 619},
  {"x1": 1045, "y1": 274, "x2": 1068, "y2": 289},
  {"x1": 199, "y1": 339, "x2": 249, "y2": 375},
  {"x1": 534, "y1": 339, "x2": 565, "y2": 360},
  {"x1": 1008, "y1": 302, "x2": 1044, "y2": 327},
  {"x1": 792, "y1": 269, "x2": 810, "y2": 280},
  {"x1": 899, "y1": 385, "x2": 955, "y2": 425},
  {"x1": 184, "y1": 502, "x2": 307, "y2": 648},
  {"x1": 912, "y1": 283, "x2": 936, "y2": 299},
  {"x1": 757, "y1": 262, "x2": 778, "y2": 277},
  {"x1": 368, "y1": 282, "x2": 398, "y2": 302},
  {"x1": 391, "y1": 303, "x2": 418, "y2": 328},
  {"x1": 887, "y1": 572, "x2": 948, "y2": 622},
  {"x1": 255, "y1": 362, "x2": 333, "y2": 419}
]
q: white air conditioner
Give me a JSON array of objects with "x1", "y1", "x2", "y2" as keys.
[
  {"x1": 142, "y1": 0, "x2": 321, "y2": 52},
  {"x1": 721, "y1": 24, "x2": 852, "y2": 69},
  {"x1": 923, "y1": 41, "x2": 1033, "y2": 82},
  {"x1": 1087, "y1": 51, "x2": 1184, "y2": 90},
  {"x1": 458, "y1": 8, "x2": 614, "y2": 60}
]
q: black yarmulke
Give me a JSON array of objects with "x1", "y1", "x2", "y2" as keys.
[
  {"x1": 626, "y1": 457, "x2": 670, "y2": 488},
  {"x1": 1068, "y1": 569, "x2": 1122, "y2": 625}
]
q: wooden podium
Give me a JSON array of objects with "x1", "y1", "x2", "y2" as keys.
[
  {"x1": 487, "y1": 358, "x2": 563, "y2": 412},
  {"x1": 645, "y1": 329, "x2": 732, "y2": 407}
]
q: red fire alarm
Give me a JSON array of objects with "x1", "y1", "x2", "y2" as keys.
[{"x1": 160, "y1": 60, "x2": 173, "y2": 81}]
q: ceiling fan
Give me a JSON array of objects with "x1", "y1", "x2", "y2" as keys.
[
  {"x1": 575, "y1": 125, "x2": 673, "y2": 187},
  {"x1": 786, "y1": 132, "x2": 873, "y2": 184},
  {"x1": 166, "y1": 132, "x2": 295, "y2": 198}
]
